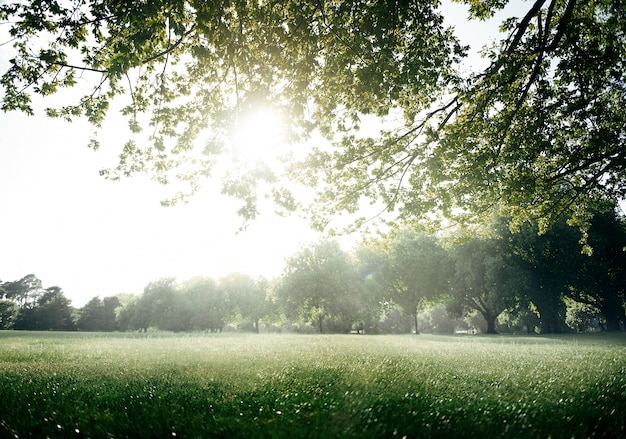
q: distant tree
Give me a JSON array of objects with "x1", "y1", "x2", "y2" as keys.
[
  {"x1": 116, "y1": 296, "x2": 150, "y2": 332},
  {"x1": 0, "y1": 299, "x2": 18, "y2": 329},
  {"x1": 417, "y1": 305, "x2": 458, "y2": 335},
  {"x1": 1, "y1": 274, "x2": 44, "y2": 307},
  {"x1": 220, "y1": 273, "x2": 269, "y2": 333},
  {"x1": 353, "y1": 243, "x2": 389, "y2": 333},
  {"x1": 278, "y1": 240, "x2": 360, "y2": 333},
  {"x1": 115, "y1": 279, "x2": 180, "y2": 332},
  {"x1": 77, "y1": 297, "x2": 104, "y2": 331},
  {"x1": 379, "y1": 231, "x2": 452, "y2": 334},
  {"x1": 15, "y1": 286, "x2": 75, "y2": 331},
  {"x1": 102, "y1": 296, "x2": 121, "y2": 331},
  {"x1": 448, "y1": 238, "x2": 525, "y2": 334},
  {"x1": 140, "y1": 278, "x2": 186, "y2": 331},
  {"x1": 564, "y1": 298, "x2": 604, "y2": 333},
  {"x1": 78, "y1": 296, "x2": 121, "y2": 331},
  {"x1": 180, "y1": 277, "x2": 228, "y2": 332}
]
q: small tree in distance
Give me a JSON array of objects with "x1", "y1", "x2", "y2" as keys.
[
  {"x1": 277, "y1": 240, "x2": 360, "y2": 333},
  {"x1": 380, "y1": 231, "x2": 452, "y2": 334}
]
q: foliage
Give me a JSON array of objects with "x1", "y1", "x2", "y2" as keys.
[
  {"x1": 13, "y1": 286, "x2": 75, "y2": 331},
  {"x1": 219, "y1": 273, "x2": 269, "y2": 333},
  {"x1": 0, "y1": 274, "x2": 44, "y2": 307},
  {"x1": 0, "y1": 300, "x2": 18, "y2": 329},
  {"x1": 77, "y1": 296, "x2": 120, "y2": 331},
  {"x1": 2, "y1": 0, "x2": 623, "y2": 232},
  {"x1": 568, "y1": 210, "x2": 626, "y2": 331},
  {"x1": 0, "y1": 332, "x2": 624, "y2": 438},
  {"x1": 416, "y1": 304, "x2": 459, "y2": 335},
  {"x1": 508, "y1": 209, "x2": 626, "y2": 333},
  {"x1": 564, "y1": 297, "x2": 604, "y2": 333},
  {"x1": 448, "y1": 237, "x2": 527, "y2": 334},
  {"x1": 1, "y1": 210, "x2": 624, "y2": 335},
  {"x1": 178, "y1": 276, "x2": 230, "y2": 332},
  {"x1": 277, "y1": 240, "x2": 362, "y2": 333},
  {"x1": 371, "y1": 231, "x2": 452, "y2": 334}
]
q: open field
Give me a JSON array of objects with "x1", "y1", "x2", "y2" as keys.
[{"x1": 0, "y1": 332, "x2": 624, "y2": 438}]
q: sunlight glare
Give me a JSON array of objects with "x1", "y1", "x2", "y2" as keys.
[{"x1": 232, "y1": 106, "x2": 285, "y2": 164}]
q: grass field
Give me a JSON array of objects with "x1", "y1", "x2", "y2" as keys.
[{"x1": 0, "y1": 332, "x2": 624, "y2": 438}]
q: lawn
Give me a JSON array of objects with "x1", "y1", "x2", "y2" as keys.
[{"x1": 0, "y1": 331, "x2": 624, "y2": 438}]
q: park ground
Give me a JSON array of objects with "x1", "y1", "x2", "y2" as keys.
[{"x1": 0, "y1": 331, "x2": 624, "y2": 438}]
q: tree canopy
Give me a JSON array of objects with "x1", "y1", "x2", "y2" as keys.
[{"x1": 1, "y1": 0, "x2": 624, "y2": 232}]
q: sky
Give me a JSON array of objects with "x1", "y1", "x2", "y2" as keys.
[
  {"x1": 0, "y1": 106, "x2": 329, "y2": 305},
  {"x1": 0, "y1": 1, "x2": 529, "y2": 307}
]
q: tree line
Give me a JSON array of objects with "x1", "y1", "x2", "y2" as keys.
[{"x1": 1, "y1": 211, "x2": 625, "y2": 334}]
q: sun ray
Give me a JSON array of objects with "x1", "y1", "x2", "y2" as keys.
[{"x1": 232, "y1": 105, "x2": 285, "y2": 164}]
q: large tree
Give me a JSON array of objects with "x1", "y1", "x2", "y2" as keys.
[
  {"x1": 508, "y1": 215, "x2": 590, "y2": 333},
  {"x1": 511, "y1": 209, "x2": 626, "y2": 332},
  {"x1": 2, "y1": 0, "x2": 622, "y2": 233},
  {"x1": 448, "y1": 237, "x2": 525, "y2": 334},
  {"x1": 572, "y1": 210, "x2": 626, "y2": 331}
]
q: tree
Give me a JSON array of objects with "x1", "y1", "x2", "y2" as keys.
[
  {"x1": 3, "y1": 1, "x2": 622, "y2": 233},
  {"x1": 14, "y1": 286, "x2": 75, "y2": 331},
  {"x1": 560, "y1": 209, "x2": 626, "y2": 331},
  {"x1": 0, "y1": 299, "x2": 18, "y2": 329},
  {"x1": 379, "y1": 231, "x2": 451, "y2": 334},
  {"x1": 102, "y1": 296, "x2": 121, "y2": 331},
  {"x1": 1, "y1": 274, "x2": 44, "y2": 308},
  {"x1": 138, "y1": 278, "x2": 186, "y2": 331},
  {"x1": 448, "y1": 238, "x2": 525, "y2": 334},
  {"x1": 116, "y1": 295, "x2": 151, "y2": 332},
  {"x1": 180, "y1": 276, "x2": 229, "y2": 332},
  {"x1": 77, "y1": 295, "x2": 121, "y2": 331},
  {"x1": 507, "y1": 221, "x2": 573, "y2": 333},
  {"x1": 506, "y1": 211, "x2": 626, "y2": 333},
  {"x1": 578, "y1": 210, "x2": 626, "y2": 330},
  {"x1": 277, "y1": 240, "x2": 360, "y2": 333},
  {"x1": 353, "y1": 243, "x2": 391, "y2": 333},
  {"x1": 220, "y1": 273, "x2": 268, "y2": 333}
]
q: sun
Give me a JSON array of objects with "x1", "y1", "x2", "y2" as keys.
[{"x1": 232, "y1": 105, "x2": 286, "y2": 164}]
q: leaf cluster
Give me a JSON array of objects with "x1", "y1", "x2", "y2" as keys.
[{"x1": 1, "y1": 0, "x2": 625, "y2": 234}]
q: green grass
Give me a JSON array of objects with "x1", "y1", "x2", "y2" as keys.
[{"x1": 0, "y1": 332, "x2": 624, "y2": 438}]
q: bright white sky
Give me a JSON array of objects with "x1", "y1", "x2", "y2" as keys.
[{"x1": 0, "y1": 2, "x2": 529, "y2": 307}]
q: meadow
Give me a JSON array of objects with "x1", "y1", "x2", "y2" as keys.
[{"x1": 0, "y1": 332, "x2": 624, "y2": 438}]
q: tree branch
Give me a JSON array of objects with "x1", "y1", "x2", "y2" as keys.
[
  {"x1": 545, "y1": 0, "x2": 577, "y2": 52},
  {"x1": 47, "y1": 61, "x2": 107, "y2": 74},
  {"x1": 141, "y1": 24, "x2": 196, "y2": 65}
]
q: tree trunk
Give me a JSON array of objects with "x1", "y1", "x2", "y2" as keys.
[
  {"x1": 602, "y1": 305, "x2": 624, "y2": 332},
  {"x1": 318, "y1": 315, "x2": 324, "y2": 334},
  {"x1": 533, "y1": 297, "x2": 567, "y2": 333},
  {"x1": 485, "y1": 313, "x2": 498, "y2": 334},
  {"x1": 254, "y1": 319, "x2": 259, "y2": 334},
  {"x1": 413, "y1": 312, "x2": 419, "y2": 335},
  {"x1": 477, "y1": 307, "x2": 498, "y2": 334},
  {"x1": 600, "y1": 294, "x2": 625, "y2": 332}
]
